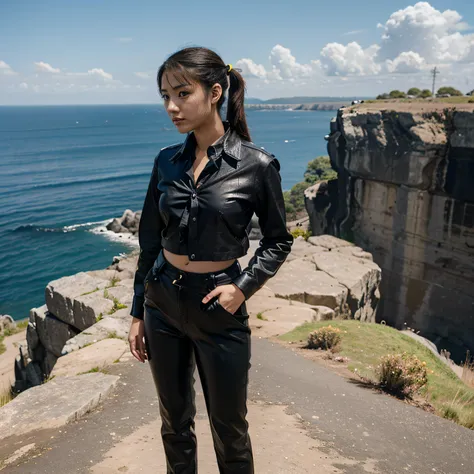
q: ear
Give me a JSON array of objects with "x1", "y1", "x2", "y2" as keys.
[{"x1": 210, "y1": 83, "x2": 223, "y2": 104}]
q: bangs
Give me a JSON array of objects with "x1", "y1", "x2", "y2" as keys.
[{"x1": 158, "y1": 61, "x2": 198, "y2": 90}]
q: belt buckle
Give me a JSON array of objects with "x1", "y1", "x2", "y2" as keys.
[{"x1": 172, "y1": 273, "x2": 183, "y2": 286}]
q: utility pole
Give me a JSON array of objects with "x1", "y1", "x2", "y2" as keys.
[{"x1": 431, "y1": 66, "x2": 439, "y2": 96}]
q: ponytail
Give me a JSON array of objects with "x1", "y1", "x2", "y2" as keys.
[{"x1": 226, "y1": 69, "x2": 251, "y2": 142}]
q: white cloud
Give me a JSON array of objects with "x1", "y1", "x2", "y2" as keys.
[
  {"x1": 117, "y1": 37, "x2": 132, "y2": 43},
  {"x1": 67, "y1": 68, "x2": 114, "y2": 80},
  {"x1": 88, "y1": 68, "x2": 113, "y2": 80},
  {"x1": 134, "y1": 72, "x2": 151, "y2": 79},
  {"x1": 235, "y1": 59, "x2": 267, "y2": 79},
  {"x1": 386, "y1": 51, "x2": 427, "y2": 73},
  {"x1": 320, "y1": 42, "x2": 381, "y2": 76},
  {"x1": 378, "y1": 2, "x2": 474, "y2": 63},
  {"x1": 269, "y1": 45, "x2": 314, "y2": 80},
  {"x1": 342, "y1": 29, "x2": 366, "y2": 36},
  {"x1": 0, "y1": 60, "x2": 17, "y2": 75},
  {"x1": 19, "y1": 82, "x2": 28, "y2": 89},
  {"x1": 34, "y1": 61, "x2": 61, "y2": 73}
]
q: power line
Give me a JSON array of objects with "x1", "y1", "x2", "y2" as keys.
[{"x1": 431, "y1": 66, "x2": 440, "y2": 96}]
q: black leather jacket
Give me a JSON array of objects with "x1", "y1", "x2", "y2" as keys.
[{"x1": 130, "y1": 122, "x2": 294, "y2": 319}]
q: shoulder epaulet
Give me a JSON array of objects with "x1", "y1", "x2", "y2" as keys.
[
  {"x1": 241, "y1": 141, "x2": 275, "y2": 158},
  {"x1": 160, "y1": 142, "x2": 182, "y2": 152}
]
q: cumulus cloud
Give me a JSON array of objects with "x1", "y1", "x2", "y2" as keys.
[
  {"x1": 0, "y1": 60, "x2": 17, "y2": 75},
  {"x1": 386, "y1": 51, "x2": 427, "y2": 73},
  {"x1": 34, "y1": 61, "x2": 60, "y2": 73},
  {"x1": 269, "y1": 45, "x2": 314, "y2": 80},
  {"x1": 320, "y1": 42, "x2": 381, "y2": 76},
  {"x1": 235, "y1": 58, "x2": 267, "y2": 79},
  {"x1": 134, "y1": 72, "x2": 151, "y2": 79},
  {"x1": 378, "y1": 2, "x2": 474, "y2": 63},
  {"x1": 67, "y1": 68, "x2": 113, "y2": 80}
]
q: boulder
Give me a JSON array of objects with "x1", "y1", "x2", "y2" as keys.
[
  {"x1": 45, "y1": 273, "x2": 113, "y2": 331},
  {"x1": 106, "y1": 218, "x2": 122, "y2": 233},
  {"x1": 0, "y1": 373, "x2": 120, "y2": 441},
  {"x1": 0, "y1": 314, "x2": 15, "y2": 334},
  {"x1": 51, "y1": 339, "x2": 127, "y2": 377},
  {"x1": 32, "y1": 305, "x2": 79, "y2": 357}
]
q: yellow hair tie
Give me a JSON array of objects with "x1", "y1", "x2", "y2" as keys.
[{"x1": 227, "y1": 64, "x2": 233, "y2": 74}]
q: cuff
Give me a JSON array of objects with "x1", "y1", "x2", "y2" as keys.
[
  {"x1": 231, "y1": 273, "x2": 260, "y2": 301},
  {"x1": 130, "y1": 295, "x2": 145, "y2": 320}
]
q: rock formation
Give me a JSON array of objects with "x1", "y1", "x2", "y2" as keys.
[{"x1": 317, "y1": 101, "x2": 474, "y2": 362}]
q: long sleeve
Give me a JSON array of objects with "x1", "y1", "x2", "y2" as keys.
[
  {"x1": 231, "y1": 157, "x2": 294, "y2": 300},
  {"x1": 130, "y1": 154, "x2": 163, "y2": 319}
]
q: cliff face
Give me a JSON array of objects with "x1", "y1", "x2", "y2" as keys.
[{"x1": 322, "y1": 102, "x2": 474, "y2": 362}]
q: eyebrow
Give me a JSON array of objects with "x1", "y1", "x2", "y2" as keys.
[{"x1": 160, "y1": 83, "x2": 190, "y2": 94}]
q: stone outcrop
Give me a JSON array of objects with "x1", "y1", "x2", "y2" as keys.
[
  {"x1": 320, "y1": 101, "x2": 474, "y2": 362},
  {"x1": 106, "y1": 209, "x2": 141, "y2": 235},
  {"x1": 265, "y1": 235, "x2": 381, "y2": 321},
  {"x1": 13, "y1": 256, "x2": 137, "y2": 392}
]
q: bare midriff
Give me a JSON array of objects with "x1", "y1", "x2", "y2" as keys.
[{"x1": 163, "y1": 249, "x2": 237, "y2": 273}]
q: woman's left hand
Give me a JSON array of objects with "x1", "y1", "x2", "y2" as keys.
[{"x1": 202, "y1": 283, "x2": 245, "y2": 314}]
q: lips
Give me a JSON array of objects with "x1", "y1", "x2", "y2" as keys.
[{"x1": 172, "y1": 118, "x2": 185, "y2": 124}]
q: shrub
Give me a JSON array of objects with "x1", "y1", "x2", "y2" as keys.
[
  {"x1": 389, "y1": 90, "x2": 406, "y2": 99},
  {"x1": 307, "y1": 325, "x2": 342, "y2": 350},
  {"x1": 291, "y1": 228, "x2": 311, "y2": 240},
  {"x1": 437, "y1": 86, "x2": 463, "y2": 97},
  {"x1": 407, "y1": 87, "x2": 421, "y2": 96},
  {"x1": 376, "y1": 93, "x2": 390, "y2": 100},
  {"x1": 419, "y1": 89, "x2": 432, "y2": 98},
  {"x1": 377, "y1": 352, "x2": 428, "y2": 398}
]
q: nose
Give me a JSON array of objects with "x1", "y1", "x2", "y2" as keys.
[{"x1": 166, "y1": 99, "x2": 179, "y2": 114}]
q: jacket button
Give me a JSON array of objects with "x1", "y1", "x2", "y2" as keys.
[
  {"x1": 192, "y1": 217, "x2": 196, "y2": 222},
  {"x1": 190, "y1": 254, "x2": 195, "y2": 260},
  {"x1": 192, "y1": 193, "x2": 196, "y2": 198}
]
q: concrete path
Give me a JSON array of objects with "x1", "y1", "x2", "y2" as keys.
[{"x1": 1, "y1": 339, "x2": 473, "y2": 474}]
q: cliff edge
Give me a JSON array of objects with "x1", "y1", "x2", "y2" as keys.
[{"x1": 319, "y1": 100, "x2": 474, "y2": 363}]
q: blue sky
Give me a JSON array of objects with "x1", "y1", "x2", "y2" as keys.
[{"x1": 1, "y1": 0, "x2": 473, "y2": 104}]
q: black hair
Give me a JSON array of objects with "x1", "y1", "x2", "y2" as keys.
[{"x1": 157, "y1": 46, "x2": 251, "y2": 142}]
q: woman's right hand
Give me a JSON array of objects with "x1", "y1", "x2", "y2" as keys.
[{"x1": 128, "y1": 317, "x2": 148, "y2": 363}]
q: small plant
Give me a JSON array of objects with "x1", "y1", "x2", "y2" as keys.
[
  {"x1": 0, "y1": 387, "x2": 13, "y2": 407},
  {"x1": 442, "y1": 406, "x2": 459, "y2": 422},
  {"x1": 291, "y1": 228, "x2": 311, "y2": 241},
  {"x1": 107, "y1": 330, "x2": 119, "y2": 339},
  {"x1": 107, "y1": 276, "x2": 120, "y2": 288},
  {"x1": 307, "y1": 325, "x2": 342, "y2": 350},
  {"x1": 103, "y1": 288, "x2": 109, "y2": 299},
  {"x1": 377, "y1": 352, "x2": 428, "y2": 398},
  {"x1": 96, "y1": 312, "x2": 104, "y2": 322},
  {"x1": 81, "y1": 287, "x2": 100, "y2": 296},
  {"x1": 108, "y1": 298, "x2": 127, "y2": 315},
  {"x1": 256, "y1": 312, "x2": 268, "y2": 321}
]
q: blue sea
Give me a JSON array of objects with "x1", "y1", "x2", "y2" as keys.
[{"x1": 0, "y1": 105, "x2": 334, "y2": 321}]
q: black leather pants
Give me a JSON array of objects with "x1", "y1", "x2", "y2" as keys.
[{"x1": 143, "y1": 249, "x2": 254, "y2": 474}]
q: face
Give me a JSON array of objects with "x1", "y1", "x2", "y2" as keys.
[{"x1": 160, "y1": 71, "x2": 222, "y2": 134}]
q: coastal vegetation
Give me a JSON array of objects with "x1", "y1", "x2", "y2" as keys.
[
  {"x1": 376, "y1": 86, "x2": 466, "y2": 100},
  {"x1": 283, "y1": 156, "x2": 337, "y2": 221},
  {"x1": 281, "y1": 321, "x2": 474, "y2": 429}
]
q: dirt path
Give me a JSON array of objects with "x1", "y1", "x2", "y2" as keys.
[{"x1": 0, "y1": 330, "x2": 26, "y2": 394}]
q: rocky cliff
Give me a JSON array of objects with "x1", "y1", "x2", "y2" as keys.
[{"x1": 315, "y1": 101, "x2": 474, "y2": 362}]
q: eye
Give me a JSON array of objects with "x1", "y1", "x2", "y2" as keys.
[
  {"x1": 179, "y1": 90, "x2": 190, "y2": 98},
  {"x1": 161, "y1": 94, "x2": 169, "y2": 101}
]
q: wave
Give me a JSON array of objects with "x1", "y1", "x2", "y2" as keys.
[{"x1": 13, "y1": 219, "x2": 110, "y2": 233}]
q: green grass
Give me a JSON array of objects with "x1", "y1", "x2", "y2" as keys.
[
  {"x1": 107, "y1": 298, "x2": 127, "y2": 315},
  {"x1": 256, "y1": 312, "x2": 268, "y2": 321},
  {"x1": 78, "y1": 366, "x2": 109, "y2": 375},
  {"x1": 365, "y1": 97, "x2": 474, "y2": 105},
  {"x1": 0, "y1": 319, "x2": 29, "y2": 355},
  {"x1": 0, "y1": 387, "x2": 13, "y2": 407},
  {"x1": 80, "y1": 287, "x2": 100, "y2": 296},
  {"x1": 280, "y1": 321, "x2": 474, "y2": 429}
]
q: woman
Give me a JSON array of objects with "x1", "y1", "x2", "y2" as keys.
[{"x1": 128, "y1": 46, "x2": 293, "y2": 474}]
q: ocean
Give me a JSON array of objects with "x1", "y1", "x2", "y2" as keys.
[{"x1": 0, "y1": 105, "x2": 335, "y2": 321}]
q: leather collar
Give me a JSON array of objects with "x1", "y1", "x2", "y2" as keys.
[{"x1": 169, "y1": 121, "x2": 242, "y2": 163}]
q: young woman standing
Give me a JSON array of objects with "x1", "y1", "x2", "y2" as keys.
[{"x1": 128, "y1": 46, "x2": 293, "y2": 473}]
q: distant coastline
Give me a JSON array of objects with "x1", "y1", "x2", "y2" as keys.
[{"x1": 245, "y1": 102, "x2": 350, "y2": 111}]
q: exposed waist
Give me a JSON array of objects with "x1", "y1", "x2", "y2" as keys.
[
  {"x1": 163, "y1": 249, "x2": 236, "y2": 274},
  {"x1": 158, "y1": 249, "x2": 242, "y2": 289}
]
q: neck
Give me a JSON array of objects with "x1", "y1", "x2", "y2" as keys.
[{"x1": 193, "y1": 114, "x2": 225, "y2": 154}]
